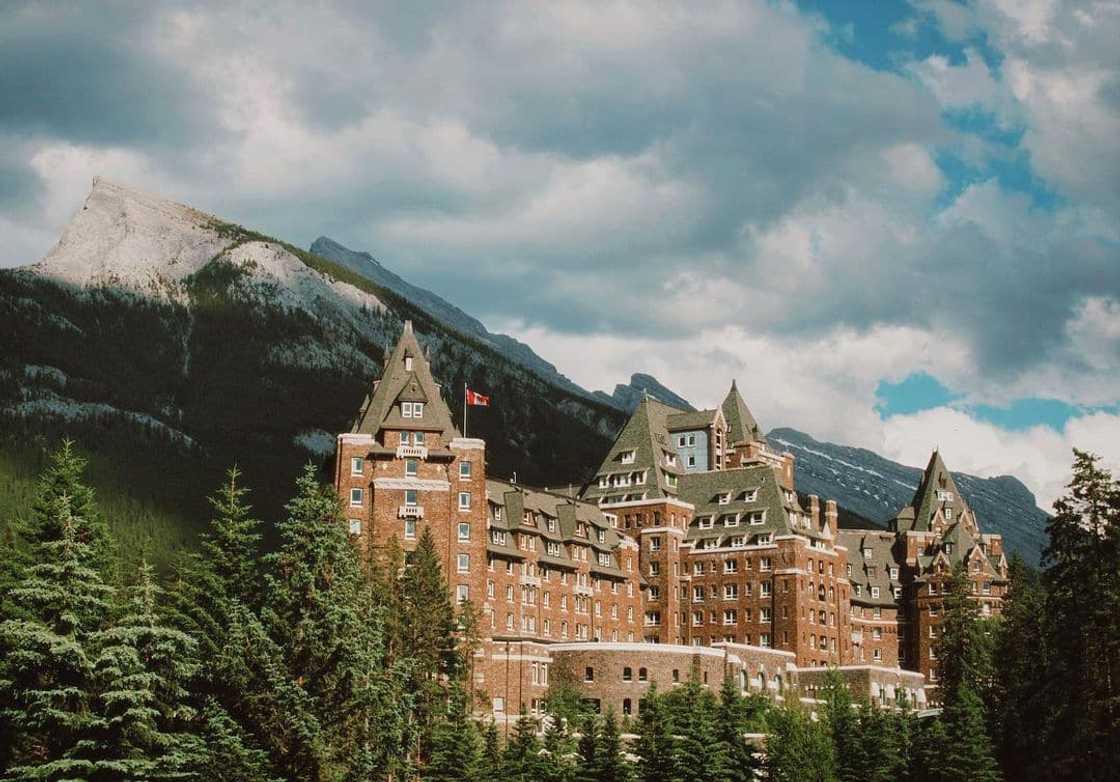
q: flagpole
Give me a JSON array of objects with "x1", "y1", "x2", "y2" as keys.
[{"x1": 463, "y1": 381, "x2": 468, "y2": 438}]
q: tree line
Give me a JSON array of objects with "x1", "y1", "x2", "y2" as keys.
[{"x1": 1, "y1": 443, "x2": 1117, "y2": 781}]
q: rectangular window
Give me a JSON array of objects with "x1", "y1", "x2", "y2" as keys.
[
  {"x1": 760, "y1": 581, "x2": 771, "y2": 597},
  {"x1": 402, "y1": 402, "x2": 413, "y2": 418},
  {"x1": 457, "y1": 554, "x2": 470, "y2": 573},
  {"x1": 760, "y1": 557, "x2": 772, "y2": 571},
  {"x1": 723, "y1": 609, "x2": 736, "y2": 625},
  {"x1": 458, "y1": 492, "x2": 471, "y2": 511},
  {"x1": 350, "y1": 457, "x2": 363, "y2": 475},
  {"x1": 456, "y1": 584, "x2": 469, "y2": 603},
  {"x1": 761, "y1": 608, "x2": 772, "y2": 622},
  {"x1": 414, "y1": 402, "x2": 424, "y2": 418},
  {"x1": 349, "y1": 488, "x2": 363, "y2": 507},
  {"x1": 760, "y1": 633, "x2": 771, "y2": 648},
  {"x1": 400, "y1": 431, "x2": 410, "y2": 445},
  {"x1": 458, "y1": 522, "x2": 471, "y2": 541},
  {"x1": 405, "y1": 459, "x2": 418, "y2": 477},
  {"x1": 405, "y1": 489, "x2": 418, "y2": 506},
  {"x1": 459, "y1": 461, "x2": 472, "y2": 479},
  {"x1": 404, "y1": 519, "x2": 416, "y2": 539},
  {"x1": 348, "y1": 519, "x2": 361, "y2": 535}
]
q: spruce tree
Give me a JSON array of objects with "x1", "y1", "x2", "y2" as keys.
[
  {"x1": 575, "y1": 712, "x2": 600, "y2": 782},
  {"x1": 909, "y1": 716, "x2": 949, "y2": 782},
  {"x1": 23, "y1": 441, "x2": 113, "y2": 567},
  {"x1": 0, "y1": 497, "x2": 112, "y2": 781},
  {"x1": 596, "y1": 708, "x2": 631, "y2": 782},
  {"x1": 716, "y1": 675, "x2": 764, "y2": 782},
  {"x1": 1039, "y1": 450, "x2": 1120, "y2": 780},
  {"x1": 541, "y1": 713, "x2": 577, "y2": 782},
  {"x1": 820, "y1": 670, "x2": 862, "y2": 782},
  {"x1": 189, "y1": 701, "x2": 278, "y2": 782},
  {"x1": 503, "y1": 711, "x2": 545, "y2": 782},
  {"x1": 425, "y1": 684, "x2": 481, "y2": 782},
  {"x1": 763, "y1": 701, "x2": 837, "y2": 782},
  {"x1": 939, "y1": 682, "x2": 1001, "y2": 782},
  {"x1": 86, "y1": 561, "x2": 201, "y2": 781},
  {"x1": 674, "y1": 679, "x2": 726, "y2": 782},
  {"x1": 634, "y1": 684, "x2": 678, "y2": 782},
  {"x1": 260, "y1": 464, "x2": 392, "y2": 779},
  {"x1": 478, "y1": 719, "x2": 502, "y2": 780}
]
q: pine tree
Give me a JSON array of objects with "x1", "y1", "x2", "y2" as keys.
[
  {"x1": 933, "y1": 563, "x2": 1001, "y2": 782},
  {"x1": 989, "y1": 555, "x2": 1048, "y2": 781},
  {"x1": 0, "y1": 497, "x2": 112, "y2": 781},
  {"x1": 820, "y1": 670, "x2": 862, "y2": 782},
  {"x1": 763, "y1": 701, "x2": 837, "y2": 782},
  {"x1": 673, "y1": 679, "x2": 726, "y2": 782},
  {"x1": 503, "y1": 711, "x2": 544, "y2": 782},
  {"x1": 86, "y1": 561, "x2": 201, "y2": 781},
  {"x1": 425, "y1": 684, "x2": 481, "y2": 782},
  {"x1": 23, "y1": 441, "x2": 113, "y2": 568},
  {"x1": 479, "y1": 719, "x2": 502, "y2": 780},
  {"x1": 716, "y1": 675, "x2": 764, "y2": 782},
  {"x1": 596, "y1": 708, "x2": 631, "y2": 782},
  {"x1": 189, "y1": 701, "x2": 278, "y2": 782},
  {"x1": 1039, "y1": 450, "x2": 1120, "y2": 780},
  {"x1": 541, "y1": 713, "x2": 577, "y2": 782},
  {"x1": 575, "y1": 712, "x2": 600, "y2": 782},
  {"x1": 260, "y1": 463, "x2": 393, "y2": 779},
  {"x1": 634, "y1": 684, "x2": 678, "y2": 782},
  {"x1": 909, "y1": 716, "x2": 948, "y2": 782}
]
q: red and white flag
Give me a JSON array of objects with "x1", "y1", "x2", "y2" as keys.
[{"x1": 465, "y1": 388, "x2": 490, "y2": 407}]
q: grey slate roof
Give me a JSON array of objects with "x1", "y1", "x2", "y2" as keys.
[
  {"x1": 351, "y1": 321, "x2": 459, "y2": 438},
  {"x1": 895, "y1": 450, "x2": 973, "y2": 533},
  {"x1": 581, "y1": 397, "x2": 687, "y2": 503},
  {"x1": 667, "y1": 409, "x2": 720, "y2": 431},
  {"x1": 839, "y1": 529, "x2": 902, "y2": 608},
  {"x1": 678, "y1": 465, "x2": 816, "y2": 545},
  {"x1": 722, "y1": 380, "x2": 766, "y2": 445}
]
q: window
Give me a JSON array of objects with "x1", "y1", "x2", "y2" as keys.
[
  {"x1": 748, "y1": 511, "x2": 765, "y2": 525},
  {"x1": 649, "y1": 536, "x2": 662, "y2": 551},
  {"x1": 404, "y1": 519, "x2": 416, "y2": 539},
  {"x1": 456, "y1": 584, "x2": 469, "y2": 603},
  {"x1": 405, "y1": 489, "x2": 418, "y2": 506},
  {"x1": 760, "y1": 633, "x2": 771, "y2": 648},
  {"x1": 414, "y1": 402, "x2": 424, "y2": 418},
  {"x1": 873, "y1": 648, "x2": 882, "y2": 661},
  {"x1": 400, "y1": 431, "x2": 410, "y2": 445},
  {"x1": 584, "y1": 667, "x2": 595, "y2": 682},
  {"x1": 873, "y1": 627, "x2": 883, "y2": 640},
  {"x1": 890, "y1": 566, "x2": 899, "y2": 580},
  {"x1": 639, "y1": 667, "x2": 648, "y2": 682},
  {"x1": 718, "y1": 492, "x2": 731, "y2": 505},
  {"x1": 350, "y1": 488, "x2": 363, "y2": 507},
  {"x1": 871, "y1": 587, "x2": 880, "y2": 599},
  {"x1": 623, "y1": 698, "x2": 632, "y2": 715},
  {"x1": 405, "y1": 459, "x2": 418, "y2": 477},
  {"x1": 692, "y1": 610, "x2": 703, "y2": 626},
  {"x1": 723, "y1": 609, "x2": 737, "y2": 625},
  {"x1": 723, "y1": 584, "x2": 738, "y2": 600},
  {"x1": 457, "y1": 554, "x2": 470, "y2": 573},
  {"x1": 760, "y1": 608, "x2": 772, "y2": 622},
  {"x1": 493, "y1": 696, "x2": 504, "y2": 713},
  {"x1": 350, "y1": 457, "x2": 363, "y2": 475},
  {"x1": 760, "y1": 581, "x2": 771, "y2": 597},
  {"x1": 458, "y1": 492, "x2": 471, "y2": 511},
  {"x1": 415, "y1": 431, "x2": 425, "y2": 445},
  {"x1": 458, "y1": 522, "x2": 470, "y2": 541},
  {"x1": 620, "y1": 450, "x2": 636, "y2": 464},
  {"x1": 402, "y1": 401, "x2": 413, "y2": 418},
  {"x1": 692, "y1": 586, "x2": 704, "y2": 602},
  {"x1": 623, "y1": 667, "x2": 633, "y2": 681},
  {"x1": 459, "y1": 461, "x2": 472, "y2": 479},
  {"x1": 760, "y1": 557, "x2": 772, "y2": 571},
  {"x1": 724, "y1": 560, "x2": 738, "y2": 574},
  {"x1": 348, "y1": 519, "x2": 362, "y2": 535},
  {"x1": 649, "y1": 562, "x2": 660, "y2": 576}
]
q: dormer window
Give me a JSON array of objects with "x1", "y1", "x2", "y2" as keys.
[
  {"x1": 620, "y1": 450, "x2": 636, "y2": 464},
  {"x1": 698, "y1": 517, "x2": 714, "y2": 529},
  {"x1": 718, "y1": 492, "x2": 731, "y2": 505},
  {"x1": 937, "y1": 490, "x2": 953, "y2": 502},
  {"x1": 748, "y1": 511, "x2": 765, "y2": 525},
  {"x1": 740, "y1": 489, "x2": 758, "y2": 502}
]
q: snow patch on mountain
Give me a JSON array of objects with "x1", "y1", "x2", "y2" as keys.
[
  {"x1": 5, "y1": 390, "x2": 195, "y2": 447},
  {"x1": 294, "y1": 429, "x2": 335, "y2": 456}
]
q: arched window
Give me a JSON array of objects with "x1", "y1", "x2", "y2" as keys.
[
  {"x1": 638, "y1": 667, "x2": 648, "y2": 682},
  {"x1": 584, "y1": 667, "x2": 594, "y2": 682},
  {"x1": 622, "y1": 667, "x2": 632, "y2": 681},
  {"x1": 623, "y1": 698, "x2": 632, "y2": 716}
]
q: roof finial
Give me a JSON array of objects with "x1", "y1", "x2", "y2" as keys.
[
  {"x1": 403, "y1": 319, "x2": 413, "y2": 334},
  {"x1": 731, "y1": 378, "x2": 738, "y2": 390}
]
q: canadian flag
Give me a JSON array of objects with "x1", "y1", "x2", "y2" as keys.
[{"x1": 465, "y1": 388, "x2": 491, "y2": 406}]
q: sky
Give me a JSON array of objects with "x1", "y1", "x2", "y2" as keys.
[{"x1": 2, "y1": 0, "x2": 1118, "y2": 509}]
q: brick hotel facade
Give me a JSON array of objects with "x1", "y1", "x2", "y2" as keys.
[{"x1": 335, "y1": 323, "x2": 1010, "y2": 720}]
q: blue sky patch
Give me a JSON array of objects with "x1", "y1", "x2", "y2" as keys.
[{"x1": 875, "y1": 372, "x2": 962, "y2": 417}]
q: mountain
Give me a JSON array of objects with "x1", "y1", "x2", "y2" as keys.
[
  {"x1": 0, "y1": 179, "x2": 627, "y2": 561},
  {"x1": 593, "y1": 373, "x2": 696, "y2": 412},
  {"x1": 308, "y1": 236, "x2": 600, "y2": 402},
  {"x1": 769, "y1": 427, "x2": 1049, "y2": 564}
]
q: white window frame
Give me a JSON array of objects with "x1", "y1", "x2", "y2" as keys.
[
  {"x1": 405, "y1": 458, "x2": 418, "y2": 477},
  {"x1": 458, "y1": 522, "x2": 471, "y2": 542},
  {"x1": 348, "y1": 519, "x2": 361, "y2": 536},
  {"x1": 458, "y1": 492, "x2": 471, "y2": 511},
  {"x1": 350, "y1": 457, "x2": 363, "y2": 475},
  {"x1": 457, "y1": 553, "x2": 470, "y2": 574},
  {"x1": 349, "y1": 488, "x2": 363, "y2": 507},
  {"x1": 459, "y1": 461, "x2": 471, "y2": 479}
]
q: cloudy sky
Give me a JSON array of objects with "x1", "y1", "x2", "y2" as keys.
[{"x1": 3, "y1": 0, "x2": 1118, "y2": 508}]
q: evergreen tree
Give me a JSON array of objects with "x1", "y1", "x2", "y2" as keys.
[
  {"x1": 716, "y1": 675, "x2": 765, "y2": 782},
  {"x1": 541, "y1": 713, "x2": 577, "y2": 782},
  {"x1": 989, "y1": 555, "x2": 1049, "y2": 781},
  {"x1": 425, "y1": 684, "x2": 481, "y2": 782},
  {"x1": 763, "y1": 701, "x2": 837, "y2": 782},
  {"x1": 909, "y1": 717, "x2": 949, "y2": 782},
  {"x1": 672, "y1": 679, "x2": 726, "y2": 782},
  {"x1": 503, "y1": 711, "x2": 545, "y2": 782},
  {"x1": 932, "y1": 563, "x2": 1001, "y2": 782},
  {"x1": 86, "y1": 561, "x2": 201, "y2": 781},
  {"x1": 596, "y1": 708, "x2": 631, "y2": 782},
  {"x1": 0, "y1": 497, "x2": 112, "y2": 781},
  {"x1": 939, "y1": 682, "x2": 1001, "y2": 782},
  {"x1": 189, "y1": 701, "x2": 278, "y2": 782},
  {"x1": 260, "y1": 464, "x2": 395, "y2": 779},
  {"x1": 1039, "y1": 450, "x2": 1120, "y2": 781},
  {"x1": 478, "y1": 719, "x2": 502, "y2": 780},
  {"x1": 399, "y1": 527, "x2": 458, "y2": 760},
  {"x1": 634, "y1": 684, "x2": 678, "y2": 782},
  {"x1": 575, "y1": 712, "x2": 600, "y2": 782},
  {"x1": 820, "y1": 670, "x2": 862, "y2": 782},
  {"x1": 22, "y1": 441, "x2": 113, "y2": 568}
]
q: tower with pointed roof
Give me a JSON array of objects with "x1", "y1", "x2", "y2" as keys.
[{"x1": 335, "y1": 320, "x2": 488, "y2": 608}]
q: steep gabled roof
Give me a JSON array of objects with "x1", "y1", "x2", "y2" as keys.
[
  {"x1": 581, "y1": 396, "x2": 687, "y2": 502},
  {"x1": 667, "y1": 408, "x2": 721, "y2": 432},
  {"x1": 679, "y1": 465, "x2": 812, "y2": 544},
  {"x1": 351, "y1": 321, "x2": 459, "y2": 437},
  {"x1": 722, "y1": 380, "x2": 766, "y2": 445},
  {"x1": 896, "y1": 450, "x2": 973, "y2": 533}
]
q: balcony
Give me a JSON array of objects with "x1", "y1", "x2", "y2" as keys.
[
  {"x1": 520, "y1": 574, "x2": 541, "y2": 587},
  {"x1": 398, "y1": 505, "x2": 424, "y2": 519},
  {"x1": 574, "y1": 584, "x2": 594, "y2": 597},
  {"x1": 396, "y1": 445, "x2": 429, "y2": 459}
]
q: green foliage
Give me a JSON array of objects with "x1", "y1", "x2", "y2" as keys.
[
  {"x1": 502, "y1": 711, "x2": 545, "y2": 782},
  {"x1": 425, "y1": 684, "x2": 481, "y2": 782},
  {"x1": 634, "y1": 684, "x2": 678, "y2": 782},
  {"x1": 716, "y1": 675, "x2": 765, "y2": 782},
  {"x1": 764, "y1": 700, "x2": 837, "y2": 782},
  {"x1": 0, "y1": 496, "x2": 113, "y2": 780}
]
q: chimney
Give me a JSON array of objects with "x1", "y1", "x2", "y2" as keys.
[
  {"x1": 825, "y1": 499, "x2": 839, "y2": 537},
  {"x1": 808, "y1": 495, "x2": 821, "y2": 527},
  {"x1": 403, "y1": 319, "x2": 413, "y2": 334}
]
